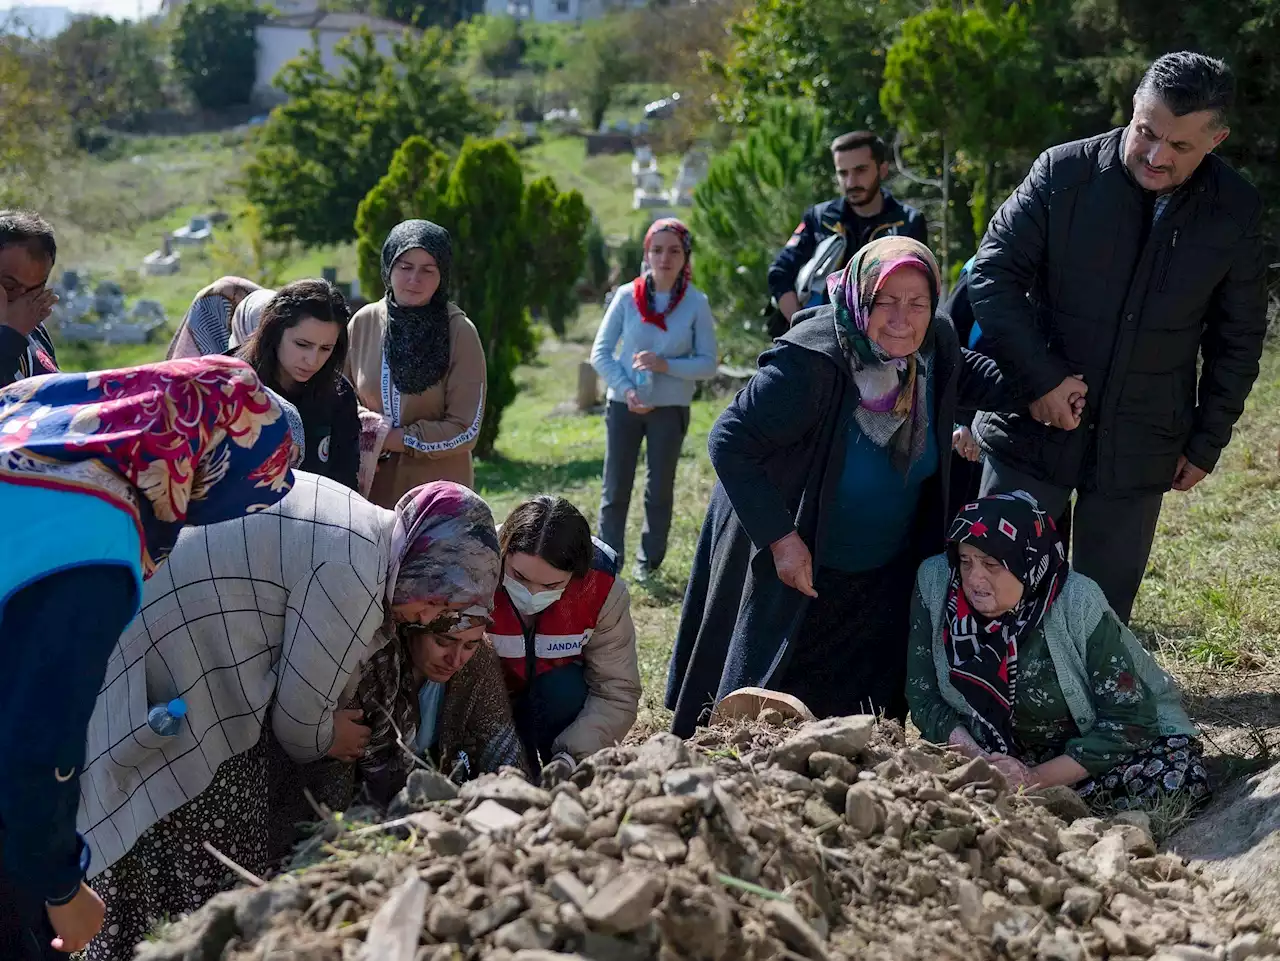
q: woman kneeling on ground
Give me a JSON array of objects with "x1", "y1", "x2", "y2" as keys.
[
  {"x1": 906, "y1": 491, "x2": 1209, "y2": 813},
  {"x1": 77, "y1": 478, "x2": 513, "y2": 959},
  {"x1": 237, "y1": 279, "x2": 361, "y2": 490},
  {"x1": 350, "y1": 484, "x2": 528, "y2": 806},
  {"x1": 493, "y1": 496, "x2": 641, "y2": 784}
]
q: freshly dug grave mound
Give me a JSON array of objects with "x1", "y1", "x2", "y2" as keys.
[{"x1": 136, "y1": 716, "x2": 1280, "y2": 961}]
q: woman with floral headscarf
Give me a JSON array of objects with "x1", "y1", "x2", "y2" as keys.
[
  {"x1": 667, "y1": 236, "x2": 1013, "y2": 737},
  {"x1": 0, "y1": 356, "x2": 295, "y2": 960},
  {"x1": 77, "y1": 476, "x2": 510, "y2": 960},
  {"x1": 345, "y1": 221, "x2": 486, "y2": 505},
  {"x1": 591, "y1": 218, "x2": 717, "y2": 581},
  {"x1": 907, "y1": 492, "x2": 1206, "y2": 813}
]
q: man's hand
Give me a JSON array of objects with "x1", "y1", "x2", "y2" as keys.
[
  {"x1": 327, "y1": 709, "x2": 371, "y2": 762},
  {"x1": 46, "y1": 883, "x2": 105, "y2": 953},
  {"x1": 633, "y1": 351, "x2": 669, "y2": 374},
  {"x1": 0, "y1": 286, "x2": 58, "y2": 337},
  {"x1": 770, "y1": 531, "x2": 817, "y2": 598},
  {"x1": 952, "y1": 426, "x2": 980, "y2": 462},
  {"x1": 777, "y1": 292, "x2": 800, "y2": 324},
  {"x1": 1028, "y1": 374, "x2": 1088, "y2": 430},
  {"x1": 1172, "y1": 455, "x2": 1209, "y2": 492},
  {"x1": 624, "y1": 389, "x2": 653, "y2": 416}
]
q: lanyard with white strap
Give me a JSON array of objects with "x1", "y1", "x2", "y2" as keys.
[{"x1": 379, "y1": 340, "x2": 485, "y2": 455}]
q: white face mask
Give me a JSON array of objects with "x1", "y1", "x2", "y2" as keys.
[{"x1": 504, "y1": 575, "x2": 564, "y2": 617}]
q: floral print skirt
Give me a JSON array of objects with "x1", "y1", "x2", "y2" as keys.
[
  {"x1": 1023, "y1": 734, "x2": 1211, "y2": 814},
  {"x1": 85, "y1": 736, "x2": 270, "y2": 961}
]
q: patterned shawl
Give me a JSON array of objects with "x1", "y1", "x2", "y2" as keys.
[
  {"x1": 227, "y1": 288, "x2": 276, "y2": 351},
  {"x1": 631, "y1": 217, "x2": 692, "y2": 331},
  {"x1": 0, "y1": 356, "x2": 295, "y2": 577},
  {"x1": 166, "y1": 276, "x2": 261, "y2": 359},
  {"x1": 382, "y1": 220, "x2": 453, "y2": 395},
  {"x1": 943, "y1": 491, "x2": 1068, "y2": 754},
  {"x1": 826, "y1": 235, "x2": 940, "y2": 475},
  {"x1": 387, "y1": 480, "x2": 501, "y2": 628}
]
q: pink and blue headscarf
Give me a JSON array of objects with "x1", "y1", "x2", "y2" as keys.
[
  {"x1": 387, "y1": 481, "x2": 501, "y2": 633},
  {"x1": 826, "y1": 235, "x2": 941, "y2": 475},
  {"x1": 0, "y1": 356, "x2": 295, "y2": 577}
]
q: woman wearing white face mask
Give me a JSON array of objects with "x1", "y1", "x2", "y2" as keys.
[{"x1": 492, "y1": 496, "x2": 641, "y2": 782}]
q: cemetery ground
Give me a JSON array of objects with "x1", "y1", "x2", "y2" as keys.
[{"x1": 43, "y1": 133, "x2": 1280, "y2": 816}]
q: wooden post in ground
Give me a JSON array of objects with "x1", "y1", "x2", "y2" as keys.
[{"x1": 576, "y1": 362, "x2": 599, "y2": 411}]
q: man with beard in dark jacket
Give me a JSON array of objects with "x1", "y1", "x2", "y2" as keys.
[
  {"x1": 970, "y1": 51, "x2": 1267, "y2": 623},
  {"x1": 767, "y1": 131, "x2": 928, "y2": 333}
]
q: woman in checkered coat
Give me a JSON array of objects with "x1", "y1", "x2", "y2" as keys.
[{"x1": 78, "y1": 477, "x2": 520, "y2": 959}]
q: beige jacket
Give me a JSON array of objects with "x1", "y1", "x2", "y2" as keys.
[
  {"x1": 345, "y1": 299, "x2": 486, "y2": 505},
  {"x1": 555, "y1": 577, "x2": 643, "y2": 759}
]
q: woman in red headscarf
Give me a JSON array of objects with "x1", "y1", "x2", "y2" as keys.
[{"x1": 589, "y1": 218, "x2": 718, "y2": 582}]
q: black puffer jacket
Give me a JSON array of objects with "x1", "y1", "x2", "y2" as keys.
[{"x1": 970, "y1": 128, "x2": 1267, "y2": 496}]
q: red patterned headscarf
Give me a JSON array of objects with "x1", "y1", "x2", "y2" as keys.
[
  {"x1": 0, "y1": 356, "x2": 295, "y2": 577},
  {"x1": 631, "y1": 218, "x2": 692, "y2": 331}
]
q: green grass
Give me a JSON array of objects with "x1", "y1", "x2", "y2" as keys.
[{"x1": 520, "y1": 135, "x2": 681, "y2": 240}]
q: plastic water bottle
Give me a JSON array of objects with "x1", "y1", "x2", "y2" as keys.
[
  {"x1": 147, "y1": 698, "x2": 188, "y2": 737},
  {"x1": 633, "y1": 367, "x2": 653, "y2": 405}
]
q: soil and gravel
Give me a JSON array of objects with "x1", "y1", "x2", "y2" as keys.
[{"x1": 135, "y1": 714, "x2": 1280, "y2": 961}]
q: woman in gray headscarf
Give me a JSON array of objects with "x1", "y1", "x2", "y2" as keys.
[
  {"x1": 344, "y1": 221, "x2": 487, "y2": 506},
  {"x1": 165, "y1": 277, "x2": 262, "y2": 359}
]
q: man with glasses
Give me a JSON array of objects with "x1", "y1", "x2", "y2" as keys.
[{"x1": 0, "y1": 210, "x2": 60, "y2": 388}]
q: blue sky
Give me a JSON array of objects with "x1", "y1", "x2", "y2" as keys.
[{"x1": 6, "y1": 0, "x2": 164, "y2": 19}]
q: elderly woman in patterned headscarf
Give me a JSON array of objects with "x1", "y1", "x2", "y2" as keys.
[
  {"x1": 0, "y1": 357, "x2": 295, "y2": 959},
  {"x1": 667, "y1": 236, "x2": 1014, "y2": 738},
  {"x1": 77, "y1": 478, "x2": 509, "y2": 960},
  {"x1": 907, "y1": 492, "x2": 1205, "y2": 814},
  {"x1": 345, "y1": 221, "x2": 487, "y2": 506}
]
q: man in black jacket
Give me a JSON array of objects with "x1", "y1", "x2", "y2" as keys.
[
  {"x1": 767, "y1": 131, "x2": 927, "y2": 330},
  {"x1": 0, "y1": 210, "x2": 60, "y2": 389},
  {"x1": 971, "y1": 52, "x2": 1267, "y2": 623}
]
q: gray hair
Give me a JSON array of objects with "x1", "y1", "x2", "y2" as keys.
[{"x1": 1135, "y1": 52, "x2": 1235, "y2": 128}]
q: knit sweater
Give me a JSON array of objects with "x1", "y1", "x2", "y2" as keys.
[
  {"x1": 908, "y1": 555, "x2": 1195, "y2": 773},
  {"x1": 590, "y1": 284, "x2": 717, "y2": 408}
]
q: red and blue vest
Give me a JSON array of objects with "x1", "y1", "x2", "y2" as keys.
[{"x1": 492, "y1": 538, "x2": 618, "y2": 694}]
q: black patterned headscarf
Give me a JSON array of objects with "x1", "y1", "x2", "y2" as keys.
[
  {"x1": 381, "y1": 220, "x2": 453, "y2": 395},
  {"x1": 943, "y1": 491, "x2": 1068, "y2": 754}
]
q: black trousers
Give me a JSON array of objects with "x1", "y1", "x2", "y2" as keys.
[
  {"x1": 777, "y1": 554, "x2": 917, "y2": 722},
  {"x1": 598, "y1": 402, "x2": 690, "y2": 570},
  {"x1": 980, "y1": 456, "x2": 1163, "y2": 624}
]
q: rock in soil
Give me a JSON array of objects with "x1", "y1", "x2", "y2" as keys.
[{"x1": 138, "y1": 720, "x2": 1275, "y2": 961}]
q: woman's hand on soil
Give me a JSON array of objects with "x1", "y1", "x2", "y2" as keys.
[
  {"x1": 770, "y1": 531, "x2": 817, "y2": 598},
  {"x1": 328, "y1": 709, "x2": 371, "y2": 762}
]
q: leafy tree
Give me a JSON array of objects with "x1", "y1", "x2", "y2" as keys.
[
  {"x1": 0, "y1": 37, "x2": 68, "y2": 204},
  {"x1": 373, "y1": 0, "x2": 482, "y2": 28},
  {"x1": 172, "y1": 0, "x2": 261, "y2": 110},
  {"x1": 463, "y1": 15, "x2": 525, "y2": 78},
  {"x1": 523, "y1": 178, "x2": 591, "y2": 335},
  {"x1": 690, "y1": 101, "x2": 831, "y2": 328},
  {"x1": 563, "y1": 14, "x2": 642, "y2": 130},
  {"x1": 882, "y1": 1, "x2": 1061, "y2": 261},
  {"x1": 355, "y1": 136, "x2": 590, "y2": 456},
  {"x1": 245, "y1": 28, "x2": 490, "y2": 247},
  {"x1": 709, "y1": 0, "x2": 925, "y2": 130},
  {"x1": 51, "y1": 16, "x2": 169, "y2": 132}
]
